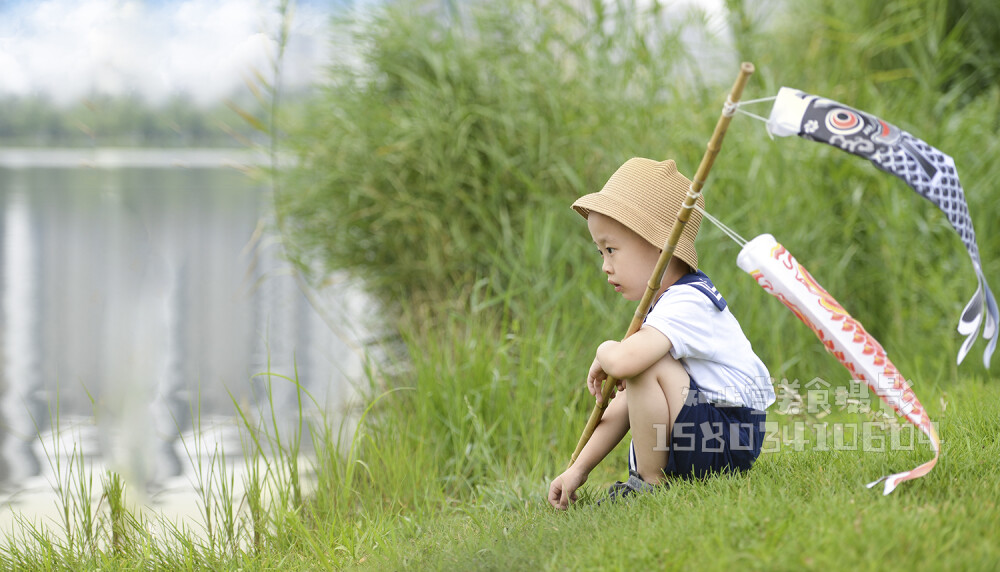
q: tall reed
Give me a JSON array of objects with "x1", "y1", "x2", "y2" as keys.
[{"x1": 281, "y1": 0, "x2": 716, "y2": 304}]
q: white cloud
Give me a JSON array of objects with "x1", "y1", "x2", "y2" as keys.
[{"x1": 0, "y1": 0, "x2": 333, "y2": 106}]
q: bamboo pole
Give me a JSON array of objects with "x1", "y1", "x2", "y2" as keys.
[{"x1": 568, "y1": 62, "x2": 755, "y2": 469}]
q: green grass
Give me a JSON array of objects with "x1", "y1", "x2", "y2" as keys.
[{"x1": 349, "y1": 378, "x2": 1000, "y2": 571}]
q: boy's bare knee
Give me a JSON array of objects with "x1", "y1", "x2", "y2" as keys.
[
  {"x1": 641, "y1": 354, "x2": 689, "y2": 402},
  {"x1": 625, "y1": 359, "x2": 688, "y2": 408}
]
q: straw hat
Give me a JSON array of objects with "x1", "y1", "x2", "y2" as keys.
[{"x1": 572, "y1": 158, "x2": 703, "y2": 270}]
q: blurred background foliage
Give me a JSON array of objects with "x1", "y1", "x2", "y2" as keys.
[
  {"x1": 281, "y1": 0, "x2": 999, "y2": 388},
  {"x1": 0, "y1": 94, "x2": 263, "y2": 147},
  {"x1": 280, "y1": 0, "x2": 724, "y2": 302}
]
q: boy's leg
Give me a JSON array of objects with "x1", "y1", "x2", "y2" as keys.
[{"x1": 625, "y1": 354, "x2": 690, "y2": 484}]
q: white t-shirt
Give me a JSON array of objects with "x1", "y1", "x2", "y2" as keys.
[{"x1": 643, "y1": 273, "x2": 775, "y2": 411}]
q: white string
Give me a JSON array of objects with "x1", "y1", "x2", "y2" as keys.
[
  {"x1": 693, "y1": 204, "x2": 748, "y2": 247},
  {"x1": 729, "y1": 95, "x2": 777, "y2": 125},
  {"x1": 734, "y1": 107, "x2": 771, "y2": 124},
  {"x1": 693, "y1": 95, "x2": 776, "y2": 244},
  {"x1": 735, "y1": 95, "x2": 777, "y2": 106}
]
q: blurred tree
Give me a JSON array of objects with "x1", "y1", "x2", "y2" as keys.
[{"x1": 0, "y1": 94, "x2": 265, "y2": 147}]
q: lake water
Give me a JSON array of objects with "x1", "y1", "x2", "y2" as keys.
[{"x1": 0, "y1": 149, "x2": 374, "y2": 535}]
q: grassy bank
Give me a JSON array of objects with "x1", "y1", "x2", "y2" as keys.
[
  {"x1": 283, "y1": 0, "x2": 1000, "y2": 380},
  {"x1": 355, "y1": 378, "x2": 1000, "y2": 571}
]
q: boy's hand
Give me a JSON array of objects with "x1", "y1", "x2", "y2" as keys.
[
  {"x1": 586, "y1": 358, "x2": 608, "y2": 403},
  {"x1": 587, "y1": 350, "x2": 625, "y2": 406},
  {"x1": 548, "y1": 467, "x2": 587, "y2": 510}
]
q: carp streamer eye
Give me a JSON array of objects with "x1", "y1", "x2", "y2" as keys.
[{"x1": 825, "y1": 108, "x2": 864, "y2": 135}]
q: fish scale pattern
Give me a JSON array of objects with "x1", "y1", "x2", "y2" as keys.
[{"x1": 870, "y1": 133, "x2": 981, "y2": 266}]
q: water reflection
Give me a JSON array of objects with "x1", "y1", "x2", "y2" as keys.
[
  {"x1": 1, "y1": 189, "x2": 44, "y2": 483},
  {"x1": 0, "y1": 158, "x2": 370, "y2": 496}
]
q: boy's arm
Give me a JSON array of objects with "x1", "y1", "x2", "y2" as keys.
[
  {"x1": 549, "y1": 326, "x2": 672, "y2": 508},
  {"x1": 548, "y1": 390, "x2": 630, "y2": 509},
  {"x1": 569, "y1": 388, "x2": 630, "y2": 473},
  {"x1": 595, "y1": 325, "x2": 673, "y2": 381}
]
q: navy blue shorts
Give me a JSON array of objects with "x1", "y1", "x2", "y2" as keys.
[{"x1": 629, "y1": 377, "x2": 766, "y2": 479}]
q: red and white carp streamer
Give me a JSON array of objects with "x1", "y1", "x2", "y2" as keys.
[
  {"x1": 766, "y1": 87, "x2": 998, "y2": 368},
  {"x1": 737, "y1": 234, "x2": 940, "y2": 495}
]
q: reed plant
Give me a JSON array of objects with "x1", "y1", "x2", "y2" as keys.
[
  {"x1": 281, "y1": 0, "x2": 1000, "y2": 381},
  {"x1": 0, "y1": 366, "x2": 348, "y2": 570},
  {"x1": 280, "y1": 0, "x2": 717, "y2": 305}
]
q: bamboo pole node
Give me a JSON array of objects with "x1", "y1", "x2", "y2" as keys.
[
  {"x1": 682, "y1": 183, "x2": 703, "y2": 206},
  {"x1": 722, "y1": 97, "x2": 738, "y2": 117}
]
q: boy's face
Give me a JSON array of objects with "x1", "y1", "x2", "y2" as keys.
[{"x1": 587, "y1": 212, "x2": 661, "y2": 301}]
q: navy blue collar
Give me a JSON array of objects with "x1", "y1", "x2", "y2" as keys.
[{"x1": 668, "y1": 270, "x2": 727, "y2": 311}]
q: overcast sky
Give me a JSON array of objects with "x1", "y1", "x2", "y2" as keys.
[
  {"x1": 0, "y1": 0, "x2": 341, "y2": 106},
  {"x1": 0, "y1": 0, "x2": 739, "y2": 108}
]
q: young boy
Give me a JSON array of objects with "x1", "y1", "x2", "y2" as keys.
[{"x1": 548, "y1": 157, "x2": 775, "y2": 509}]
